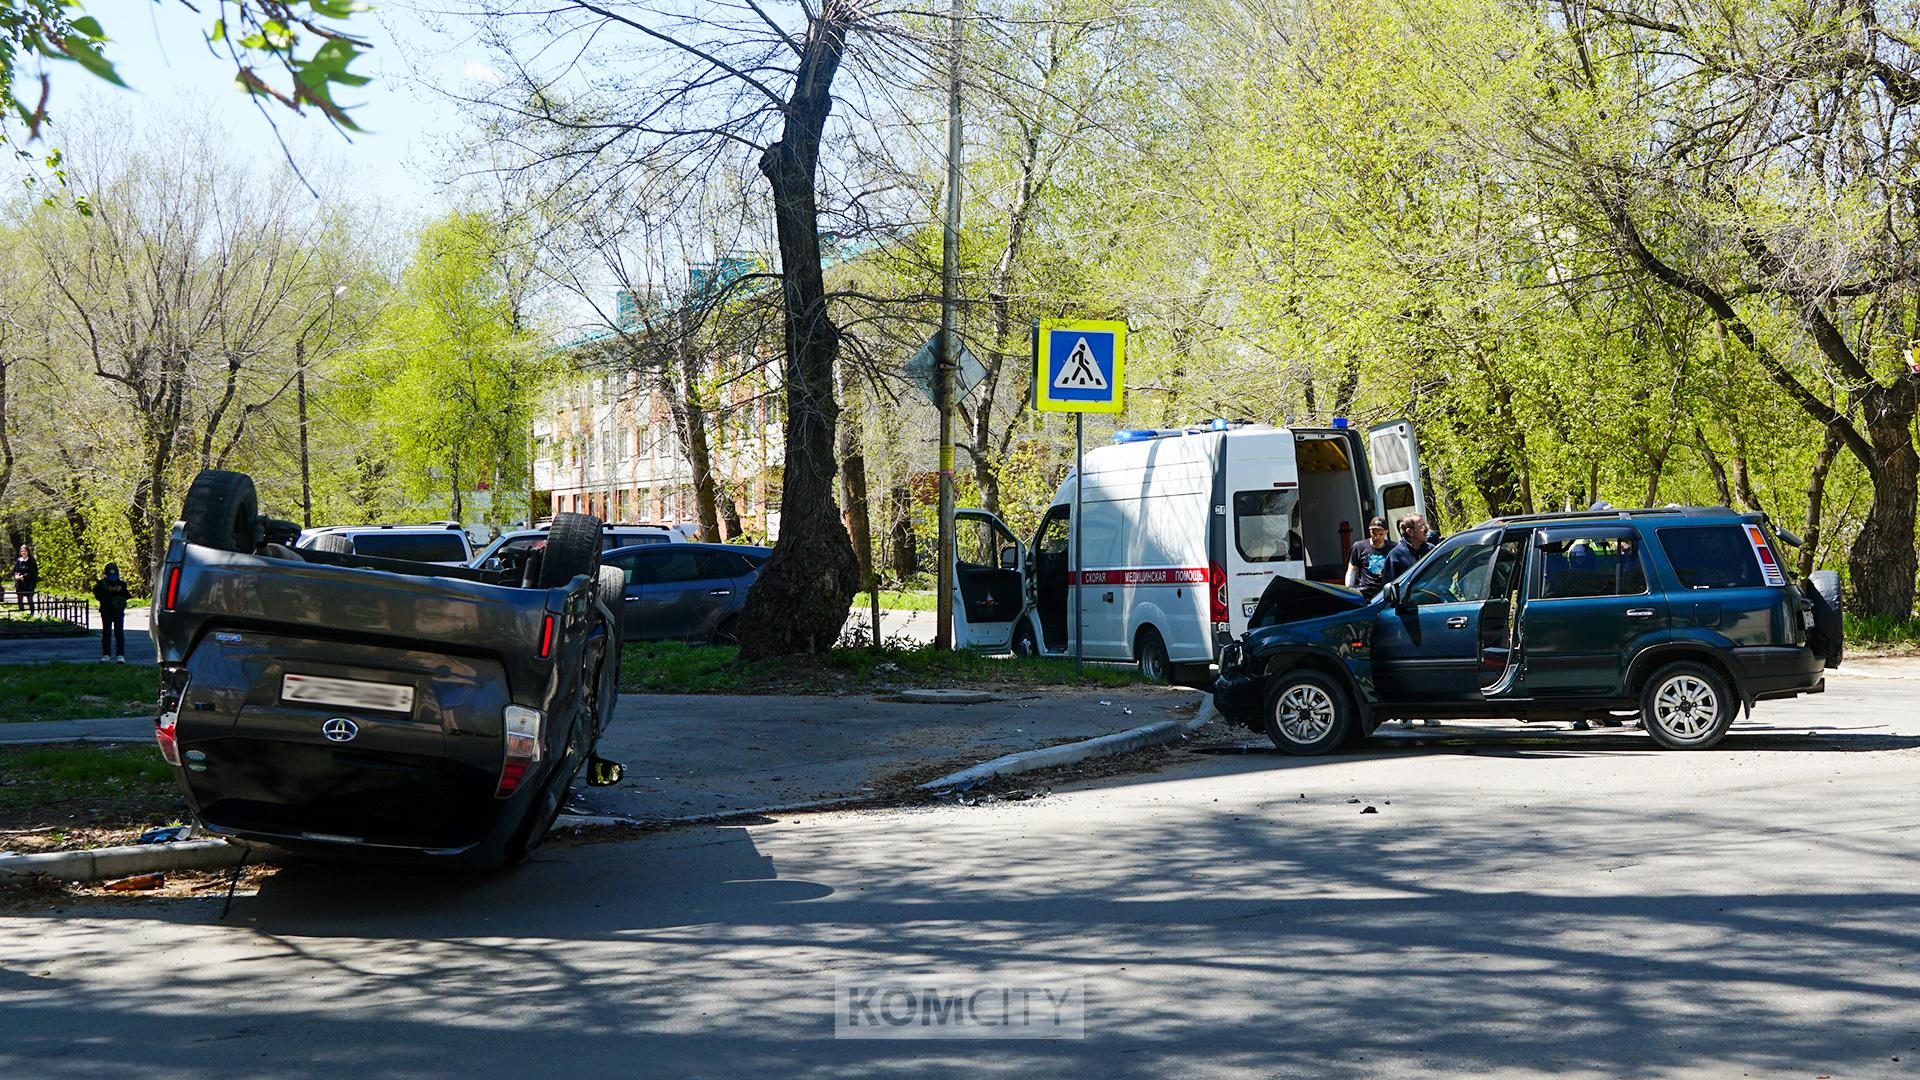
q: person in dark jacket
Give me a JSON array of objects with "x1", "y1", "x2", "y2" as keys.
[
  {"x1": 12, "y1": 544, "x2": 37, "y2": 614},
  {"x1": 92, "y1": 563, "x2": 130, "y2": 662},
  {"x1": 1383, "y1": 515, "x2": 1441, "y2": 583}
]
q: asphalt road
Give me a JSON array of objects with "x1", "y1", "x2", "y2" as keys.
[
  {"x1": 0, "y1": 609, "x2": 154, "y2": 665},
  {"x1": 4, "y1": 659, "x2": 1918, "y2": 1078}
]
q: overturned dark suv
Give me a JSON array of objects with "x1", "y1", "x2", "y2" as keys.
[
  {"x1": 1215, "y1": 507, "x2": 1842, "y2": 753},
  {"x1": 151, "y1": 470, "x2": 625, "y2": 867}
]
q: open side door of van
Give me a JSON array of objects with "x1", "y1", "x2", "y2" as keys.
[
  {"x1": 952, "y1": 509, "x2": 1028, "y2": 651},
  {"x1": 1367, "y1": 419, "x2": 1427, "y2": 532}
]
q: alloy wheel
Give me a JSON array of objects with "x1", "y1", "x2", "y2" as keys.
[
  {"x1": 1653, "y1": 674, "x2": 1720, "y2": 740},
  {"x1": 1276, "y1": 683, "x2": 1336, "y2": 745}
]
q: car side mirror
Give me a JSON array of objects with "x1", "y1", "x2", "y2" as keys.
[
  {"x1": 999, "y1": 545, "x2": 1018, "y2": 570},
  {"x1": 1381, "y1": 581, "x2": 1403, "y2": 608}
]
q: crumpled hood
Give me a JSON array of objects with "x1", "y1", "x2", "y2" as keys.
[{"x1": 1247, "y1": 575, "x2": 1373, "y2": 630}]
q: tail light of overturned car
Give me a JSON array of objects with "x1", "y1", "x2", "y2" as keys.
[
  {"x1": 155, "y1": 666, "x2": 187, "y2": 766},
  {"x1": 495, "y1": 705, "x2": 545, "y2": 798},
  {"x1": 154, "y1": 715, "x2": 182, "y2": 766}
]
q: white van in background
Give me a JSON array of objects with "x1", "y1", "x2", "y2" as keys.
[{"x1": 951, "y1": 419, "x2": 1426, "y2": 681}]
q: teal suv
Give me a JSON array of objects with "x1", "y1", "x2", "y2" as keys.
[{"x1": 1213, "y1": 508, "x2": 1843, "y2": 752}]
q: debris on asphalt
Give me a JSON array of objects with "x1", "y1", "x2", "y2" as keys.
[
  {"x1": 1361, "y1": 806, "x2": 1378, "y2": 814},
  {"x1": 104, "y1": 874, "x2": 165, "y2": 891}
]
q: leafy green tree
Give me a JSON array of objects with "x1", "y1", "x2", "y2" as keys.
[
  {"x1": 352, "y1": 212, "x2": 551, "y2": 530},
  {"x1": 0, "y1": 0, "x2": 374, "y2": 137}
]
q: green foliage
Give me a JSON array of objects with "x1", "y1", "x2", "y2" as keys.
[
  {"x1": 0, "y1": 1, "x2": 373, "y2": 139},
  {"x1": 0, "y1": 660, "x2": 156, "y2": 723},
  {"x1": 1846, "y1": 615, "x2": 1920, "y2": 652},
  {"x1": 853, "y1": 590, "x2": 937, "y2": 612},
  {"x1": 349, "y1": 212, "x2": 551, "y2": 529},
  {"x1": 23, "y1": 501, "x2": 137, "y2": 596}
]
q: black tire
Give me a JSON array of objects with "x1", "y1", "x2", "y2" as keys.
[
  {"x1": 309, "y1": 533, "x2": 354, "y2": 555},
  {"x1": 1136, "y1": 626, "x2": 1170, "y2": 683},
  {"x1": 1639, "y1": 661, "x2": 1736, "y2": 750},
  {"x1": 181, "y1": 470, "x2": 259, "y2": 553},
  {"x1": 1262, "y1": 668, "x2": 1355, "y2": 755},
  {"x1": 710, "y1": 615, "x2": 741, "y2": 647},
  {"x1": 1011, "y1": 620, "x2": 1040, "y2": 658},
  {"x1": 596, "y1": 564, "x2": 626, "y2": 628},
  {"x1": 1806, "y1": 570, "x2": 1844, "y2": 669},
  {"x1": 535, "y1": 513, "x2": 602, "y2": 588}
]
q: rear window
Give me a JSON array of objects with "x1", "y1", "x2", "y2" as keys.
[
  {"x1": 606, "y1": 533, "x2": 667, "y2": 549},
  {"x1": 1656, "y1": 525, "x2": 1765, "y2": 590},
  {"x1": 1234, "y1": 489, "x2": 1299, "y2": 562},
  {"x1": 350, "y1": 532, "x2": 469, "y2": 563}
]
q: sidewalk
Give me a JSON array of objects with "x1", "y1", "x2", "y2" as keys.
[
  {"x1": 578, "y1": 687, "x2": 1202, "y2": 822},
  {"x1": 0, "y1": 716, "x2": 152, "y2": 745}
]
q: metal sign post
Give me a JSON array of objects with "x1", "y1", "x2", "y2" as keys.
[
  {"x1": 1032, "y1": 319, "x2": 1127, "y2": 672},
  {"x1": 1073, "y1": 413, "x2": 1084, "y2": 673}
]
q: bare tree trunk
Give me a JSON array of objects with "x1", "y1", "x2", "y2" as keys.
[
  {"x1": 1801, "y1": 425, "x2": 1842, "y2": 581},
  {"x1": 837, "y1": 372, "x2": 873, "y2": 584},
  {"x1": 663, "y1": 365, "x2": 723, "y2": 541},
  {"x1": 712, "y1": 486, "x2": 741, "y2": 540},
  {"x1": 1696, "y1": 428, "x2": 1733, "y2": 506},
  {"x1": 1728, "y1": 425, "x2": 1761, "y2": 514},
  {"x1": 887, "y1": 483, "x2": 917, "y2": 583},
  {"x1": 736, "y1": 7, "x2": 860, "y2": 658},
  {"x1": 1850, "y1": 405, "x2": 1920, "y2": 617}
]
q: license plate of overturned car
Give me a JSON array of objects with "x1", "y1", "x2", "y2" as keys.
[{"x1": 281, "y1": 673, "x2": 416, "y2": 714}]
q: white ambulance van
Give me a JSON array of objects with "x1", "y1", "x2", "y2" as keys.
[{"x1": 951, "y1": 419, "x2": 1426, "y2": 680}]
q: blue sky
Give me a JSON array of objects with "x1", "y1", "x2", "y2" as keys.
[{"x1": 87, "y1": 0, "x2": 494, "y2": 215}]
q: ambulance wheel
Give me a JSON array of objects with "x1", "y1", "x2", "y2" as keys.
[
  {"x1": 1135, "y1": 627, "x2": 1170, "y2": 683},
  {"x1": 1262, "y1": 669, "x2": 1354, "y2": 755},
  {"x1": 1011, "y1": 621, "x2": 1040, "y2": 659}
]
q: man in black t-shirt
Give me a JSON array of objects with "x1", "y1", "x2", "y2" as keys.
[{"x1": 1345, "y1": 516, "x2": 1393, "y2": 599}]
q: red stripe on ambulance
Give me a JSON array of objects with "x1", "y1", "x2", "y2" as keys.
[{"x1": 1072, "y1": 567, "x2": 1210, "y2": 586}]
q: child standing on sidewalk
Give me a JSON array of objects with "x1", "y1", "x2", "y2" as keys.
[{"x1": 91, "y1": 563, "x2": 129, "y2": 663}]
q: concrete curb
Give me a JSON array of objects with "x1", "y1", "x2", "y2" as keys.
[
  {"x1": 0, "y1": 839, "x2": 248, "y2": 882},
  {"x1": 555, "y1": 793, "x2": 876, "y2": 831},
  {"x1": 917, "y1": 702, "x2": 1220, "y2": 792}
]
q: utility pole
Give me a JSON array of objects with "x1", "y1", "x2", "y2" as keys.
[
  {"x1": 296, "y1": 337, "x2": 312, "y2": 529},
  {"x1": 934, "y1": 0, "x2": 963, "y2": 651}
]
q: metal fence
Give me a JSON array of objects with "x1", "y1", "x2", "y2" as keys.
[{"x1": 4, "y1": 593, "x2": 91, "y2": 628}]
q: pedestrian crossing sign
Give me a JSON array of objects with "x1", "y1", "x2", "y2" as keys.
[{"x1": 1034, "y1": 319, "x2": 1126, "y2": 413}]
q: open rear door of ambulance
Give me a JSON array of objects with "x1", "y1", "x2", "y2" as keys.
[{"x1": 1367, "y1": 419, "x2": 1427, "y2": 532}]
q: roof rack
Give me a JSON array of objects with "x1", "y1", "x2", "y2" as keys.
[{"x1": 1489, "y1": 506, "x2": 1741, "y2": 526}]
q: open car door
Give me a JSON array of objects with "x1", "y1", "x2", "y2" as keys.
[
  {"x1": 1367, "y1": 418, "x2": 1427, "y2": 533},
  {"x1": 952, "y1": 509, "x2": 1027, "y2": 651}
]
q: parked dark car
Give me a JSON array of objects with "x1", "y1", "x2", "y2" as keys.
[
  {"x1": 151, "y1": 470, "x2": 625, "y2": 868},
  {"x1": 602, "y1": 542, "x2": 771, "y2": 645},
  {"x1": 1214, "y1": 507, "x2": 1842, "y2": 753}
]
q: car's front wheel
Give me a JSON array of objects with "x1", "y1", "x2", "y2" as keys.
[
  {"x1": 1640, "y1": 661, "x2": 1735, "y2": 750},
  {"x1": 1262, "y1": 669, "x2": 1354, "y2": 755}
]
